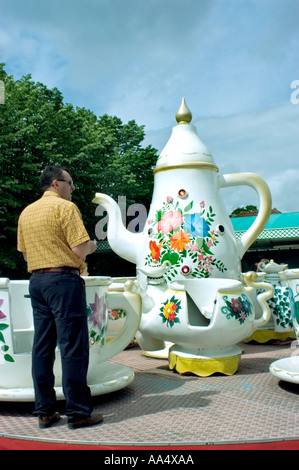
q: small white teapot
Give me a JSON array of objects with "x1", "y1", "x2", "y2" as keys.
[{"x1": 135, "y1": 271, "x2": 274, "y2": 376}]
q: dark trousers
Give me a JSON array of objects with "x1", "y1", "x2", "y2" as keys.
[{"x1": 29, "y1": 273, "x2": 93, "y2": 418}]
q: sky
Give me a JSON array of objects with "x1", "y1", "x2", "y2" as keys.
[{"x1": 1, "y1": 0, "x2": 299, "y2": 214}]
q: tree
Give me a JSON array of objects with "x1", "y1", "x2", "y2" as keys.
[
  {"x1": 0, "y1": 65, "x2": 66, "y2": 277},
  {"x1": 230, "y1": 205, "x2": 258, "y2": 218},
  {"x1": 0, "y1": 65, "x2": 158, "y2": 278}
]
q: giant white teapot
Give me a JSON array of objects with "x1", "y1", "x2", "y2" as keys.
[
  {"x1": 93, "y1": 99, "x2": 273, "y2": 375},
  {"x1": 93, "y1": 99, "x2": 271, "y2": 283}
]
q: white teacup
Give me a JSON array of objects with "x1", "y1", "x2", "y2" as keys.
[{"x1": 0, "y1": 276, "x2": 141, "y2": 400}]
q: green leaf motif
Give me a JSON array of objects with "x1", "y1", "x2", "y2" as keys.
[
  {"x1": 4, "y1": 354, "x2": 14, "y2": 363},
  {"x1": 184, "y1": 200, "x2": 193, "y2": 212},
  {"x1": 202, "y1": 241, "x2": 213, "y2": 255},
  {"x1": 161, "y1": 251, "x2": 179, "y2": 265}
]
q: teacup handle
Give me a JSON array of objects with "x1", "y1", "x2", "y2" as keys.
[
  {"x1": 98, "y1": 290, "x2": 142, "y2": 362},
  {"x1": 218, "y1": 173, "x2": 272, "y2": 258},
  {"x1": 243, "y1": 271, "x2": 274, "y2": 329}
]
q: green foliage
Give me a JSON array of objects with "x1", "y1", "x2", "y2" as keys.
[
  {"x1": 229, "y1": 205, "x2": 258, "y2": 218},
  {"x1": 0, "y1": 64, "x2": 158, "y2": 278}
]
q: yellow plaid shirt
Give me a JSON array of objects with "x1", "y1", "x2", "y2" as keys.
[{"x1": 17, "y1": 191, "x2": 90, "y2": 273}]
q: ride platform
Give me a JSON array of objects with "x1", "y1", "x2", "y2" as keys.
[{"x1": 0, "y1": 341, "x2": 298, "y2": 451}]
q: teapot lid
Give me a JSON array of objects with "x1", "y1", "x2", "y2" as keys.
[{"x1": 154, "y1": 98, "x2": 219, "y2": 174}]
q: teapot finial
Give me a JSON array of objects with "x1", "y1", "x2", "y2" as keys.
[{"x1": 175, "y1": 98, "x2": 192, "y2": 124}]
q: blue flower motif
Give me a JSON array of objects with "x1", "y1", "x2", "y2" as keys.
[
  {"x1": 184, "y1": 213, "x2": 210, "y2": 237},
  {"x1": 241, "y1": 298, "x2": 251, "y2": 314}
]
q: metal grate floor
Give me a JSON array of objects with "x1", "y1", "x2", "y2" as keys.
[{"x1": 0, "y1": 341, "x2": 298, "y2": 447}]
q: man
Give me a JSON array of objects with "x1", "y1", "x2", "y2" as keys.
[{"x1": 17, "y1": 165, "x2": 103, "y2": 429}]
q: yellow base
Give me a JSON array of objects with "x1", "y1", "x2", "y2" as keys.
[
  {"x1": 243, "y1": 329, "x2": 296, "y2": 344},
  {"x1": 168, "y1": 351, "x2": 241, "y2": 377}
]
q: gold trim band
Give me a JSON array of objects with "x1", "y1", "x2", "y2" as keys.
[{"x1": 154, "y1": 162, "x2": 219, "y2": 174}]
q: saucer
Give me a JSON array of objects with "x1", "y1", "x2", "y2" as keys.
[
  {"x1": 269, "y1": 356, "x2": 299, "y2": 384},
  {"x1": 0, "y1": 363, "x2": 135, "y2": 402}
]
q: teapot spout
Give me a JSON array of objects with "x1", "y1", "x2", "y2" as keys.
[
  {"x1": 138, "y1": 261, "x2": 172, "y2": 278},
  {"x1": 93, "y1": 193, "x2": 143, "y2": 265}
]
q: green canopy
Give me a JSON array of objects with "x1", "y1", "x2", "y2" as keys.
[{"x1": 231, "y1": 212, "x2": 299, "y2": 241}]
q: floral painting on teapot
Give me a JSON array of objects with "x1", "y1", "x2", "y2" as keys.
[
  {"x1": 145, "y1": 196, "x2": 227, "y2": 281},
  {"x1": 221, "y1": 294, "x2": 253, "y2": 325},
  {"x1": 159, "y1": 294, "x2": 182, "y2": 327}
]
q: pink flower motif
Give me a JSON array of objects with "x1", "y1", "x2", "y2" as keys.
[
  {"x1": 200, "y1": 201, "x2": 205, "y2": 208},
  {"x1": 167, "y1": 196, "x2": 173, "y2": 203},
  {"x1": 0, "y1": 299, "x2": 5, "y2": 319},
  {"x1": 188, "y1": 242, "x2": 198, "y2": 253},
  {"x1": 206, "y1": 239, "x2": 214, "y2": 248},
  {"x1": 89, "y1": 293, "x2": 106, "y2": 330},
  {"x1": 157, "y1": 210, "x2": 183, "y2": 234}
]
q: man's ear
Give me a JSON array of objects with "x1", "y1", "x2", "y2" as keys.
[{"x1": 51, "y1": 180, "x2": 60, "y2": 190}]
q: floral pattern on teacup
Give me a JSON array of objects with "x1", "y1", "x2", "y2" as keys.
[
  {"x1": 0, "y1": 299, "x2": 14, "y2": 363},
  {"x1": 87, "y1": 293, "x2": 107, "y2": 346}
]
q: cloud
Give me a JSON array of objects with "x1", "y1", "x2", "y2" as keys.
[
  {"x1": 1, "y1": 0, "x2": 298, "y2": 214},
  {"x1": 2, "y1": 0, "x2": 299, "y2": 127},
  {"x1": 0, "y1": 22, "x2": 67, "y2": 90},
  {"x1": 267, "y1": 168, "x2": 299, "y2": 209}
]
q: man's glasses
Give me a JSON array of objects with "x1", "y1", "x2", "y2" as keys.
[{"x1": 57, "y1": 179, "x2": 75, "y2": 187}]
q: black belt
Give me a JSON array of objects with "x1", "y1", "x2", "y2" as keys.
[{"x1": 32, "y1": 267, "x2": 80, "y2": 275}]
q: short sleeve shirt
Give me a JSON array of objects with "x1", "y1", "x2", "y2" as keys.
[{"x1": 17, "y1": 191, "x2": 90, "y2": 273}]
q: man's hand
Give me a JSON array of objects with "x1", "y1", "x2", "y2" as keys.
[{"x1": 72, "y1": 240, "x2": 97, "y2": 260}]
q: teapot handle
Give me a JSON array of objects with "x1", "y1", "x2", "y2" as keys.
[
  {"x1": 243, "y1": 271, "x2": 274, "y2": 329},
  {"x1": 218, "y1": 173, "x2": 272, "y2": 258}
]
